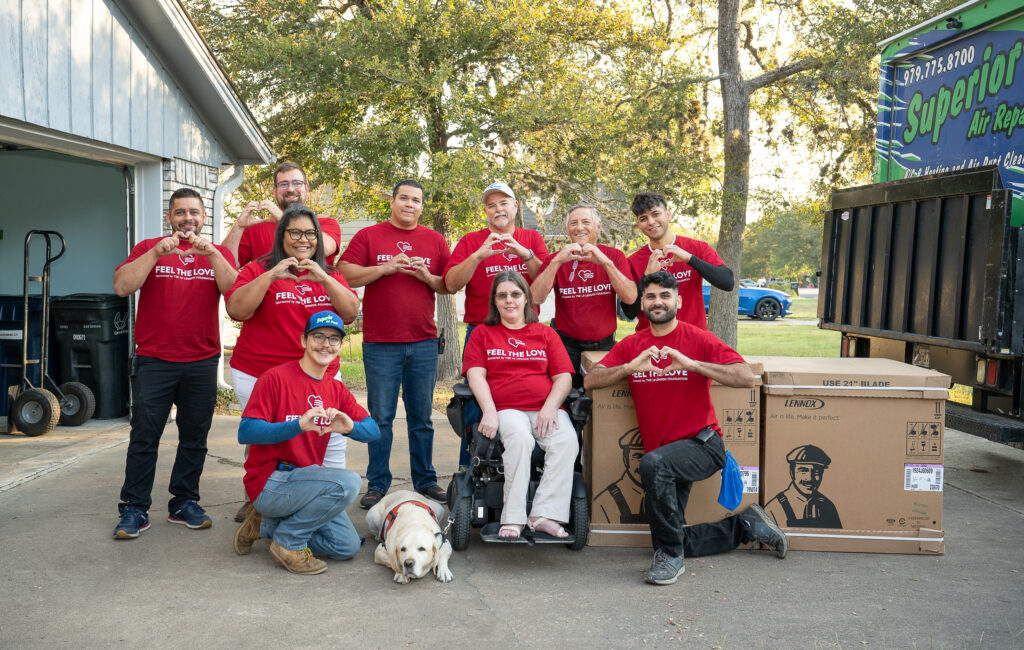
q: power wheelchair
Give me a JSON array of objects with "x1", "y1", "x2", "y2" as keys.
[{"x1": 444, "y1": 383, "x2": 592, "y2": 550}]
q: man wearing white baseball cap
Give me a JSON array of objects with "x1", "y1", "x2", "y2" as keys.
[
  {"x1": 444, "y1": 181, "x2": 549, "y2": 466},
  {"x1": 232, "y1": 310, "x2": 380, "y2": 575}
]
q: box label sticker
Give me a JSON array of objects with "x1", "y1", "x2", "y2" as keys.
[
  {"x1": 904, "y1": 464, "x2": 943, "y2": 491},
  {"x1": 739, "y1": 466, "x2": 759, "y2": 494},
  {"x1": 906, "y1": 421, "x2": 942, "y2": 457}
]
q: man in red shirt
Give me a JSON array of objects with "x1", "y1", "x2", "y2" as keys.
[
  {"x1": 112, "y1": 188, "x2": 238, "y2": 539},
  {"x1": 445, "y1": 182, "x2": 549, "y2": 467},
  {"x1": 220, "y1": 161, "x2": 342, "y2": 267},
  {"x1": 585, "y1": 271, "x2": 787, "y2": 585},
  {"x1": 531, "y1": 204, "x2": 636, "y2": 387},
  {"x1": 337, "y1": 180, "x2": 451, "y2": 509},
  {"x1": 232, "y1": 311, "x2": 379, "y2": 575},
  {"x1": 622, "y1": 192, "x2": 734, "y2": 331}
]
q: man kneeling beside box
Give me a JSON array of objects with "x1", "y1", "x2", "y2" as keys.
[
  {"x1": 233, "y1": 311, "x2": 380, "y2": 575},
  {"x1": 585, "y1": 271, "x2": 788, "y2": 585}
]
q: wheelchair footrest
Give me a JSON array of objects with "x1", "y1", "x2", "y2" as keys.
[{"x1": 479, "y1": 522, "x2": 576, "y2": 545}]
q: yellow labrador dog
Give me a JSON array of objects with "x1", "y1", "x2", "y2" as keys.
[{"x1": 366, "y1": 490, "x2": 453, "y2": 584}]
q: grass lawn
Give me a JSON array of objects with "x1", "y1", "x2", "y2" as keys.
[{"x1": 786, "y1": 295, "x2": 819, "y2": 320}]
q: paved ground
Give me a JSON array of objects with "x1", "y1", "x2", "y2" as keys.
[{"x1": 1, "y1": 397, "x2": 1022, "y2": 648}]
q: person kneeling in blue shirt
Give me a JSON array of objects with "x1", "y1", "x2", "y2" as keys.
[{"x1": 233, "y1": 310, "x2": 380, "y2": 575}]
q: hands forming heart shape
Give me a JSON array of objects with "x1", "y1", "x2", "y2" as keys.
[{"x1": 634, "y1": 346, "x2": 689, "y2": 375}]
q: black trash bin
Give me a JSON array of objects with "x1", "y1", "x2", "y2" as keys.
[
  {"x1": 51, "y1": 294, "x2": 130, "y2": 419},
  {"x1": 0, "y1": 295, "x2": 54, "y2": 417}
]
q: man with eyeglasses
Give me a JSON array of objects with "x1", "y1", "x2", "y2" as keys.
[
  {"x1": 622, "y1": 192, "x2": 733, "y2": 331},
  {"x1": 112, "y1": 188, "x2": 238, "y2": 539},
  {"x1": 444, "y1": 181, "x2": 548, "y2": 467},
  {"x1": 220, "y1": 161, "x2": 342, "y2": 267},
  {"x1": 337, "y1": 180, "x2": 451, "y2": 509},
  {"x1": 530, "y1": 204, "x2": 636, "y2": 387},
  {"x1": 232, "y1": 310, "x2": 380, "y2": 575}
]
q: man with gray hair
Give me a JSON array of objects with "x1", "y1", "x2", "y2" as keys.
[{"x1": 531, "y1": 204, "x2": 636, "y2": 386}]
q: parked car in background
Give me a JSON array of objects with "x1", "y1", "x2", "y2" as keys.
[
  {"x1": 702, "y1": 281, "x2": 792, "y2": 321},
  {"x1": 738, "y1": 278, "x2": 759, "y2": 288}
]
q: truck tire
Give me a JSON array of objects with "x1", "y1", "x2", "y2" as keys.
[
  {"x1": 58, "y1": 382, "x2": 96, "y2": 426},
  {"x1": 755, "y1": 297, "x2": 782, "y2": 321},
  {"x1": 11, "y1": 388, "x2": 60, "y2": 437}
]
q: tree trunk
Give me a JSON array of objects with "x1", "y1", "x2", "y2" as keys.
[
  {"x1": 432, "y1": 206, "x2": 462, "y2": 382},
  {"x1": 711, "y1": 0, "x2": 750, "y2": 349}
]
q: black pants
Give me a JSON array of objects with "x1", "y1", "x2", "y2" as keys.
[
  {"x1": 119, "y1": 355, "x2": 218, "y2": 513},
  {"x1": 639, "y1": 433, "x2": 752, "y2": 558},
  {"x1": 555, "y1": 329, "x2": 614, "y2": 389}
]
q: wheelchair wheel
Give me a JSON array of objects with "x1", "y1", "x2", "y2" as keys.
[
  {"x1": 566, "y1": 495, "x2": 589, "y2": 550},
  {"x1": 450, "y1": 497, "x2": 472, "y2": 551}
]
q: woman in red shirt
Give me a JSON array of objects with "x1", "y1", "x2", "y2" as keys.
[
  {"x1": 462, "y1": 270, "x2": 577, "y2": 539},
  {"x1": 226, "y1": 205, "x2": 359, "y2": 467}
]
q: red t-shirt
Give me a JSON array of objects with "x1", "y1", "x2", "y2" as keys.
[
  {"x1": 241, "y1": 360, "x2": 369, "y2": 501},
  {"x1": 542, "y1": 244, "x2": 630, "y2": 342},
  {"x1": 237, "y1": 218, "x2": 343, "y2": 267},
  {"x1": 627, "y1": 235, "x2": 723, "y2": 331},
  {"x1": 118, "y1": 237, "x2": 236, "y2": 362},
  {"x1": 444, "y1": 227, "x2": 549, "y2": 324},
  {"x1": 461, "y1": 322, "x2": 573, "y2": 411},
  {"x1": 339, "y1": 221, "x2": 451, "y2": 342},
  {"x1": 225, "y1": 261, "x2": 355, "y2": 377},
  {"x1": 599, "y1": 322, "x2": 744, "y2": 452}
]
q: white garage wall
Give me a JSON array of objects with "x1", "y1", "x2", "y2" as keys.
[{"x1": 0, "y1": 149, "x2": 126, "y2": 298}]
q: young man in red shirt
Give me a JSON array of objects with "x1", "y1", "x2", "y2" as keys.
[
  {"x1": 530, "y1": 204, "x2": 636, "y2": 387},
  {"x1": 220, "y1": 161, "x2": 342, "y2": 267},
  {"x1": 112, "y1": 188, "x2": 238, "y2": 539},
  {"x1": 622, "y1": 193, "x2": 734, "y2": 331},
  {"x1": 337, "y1": 180, "x2": 451, "y2": 509},
  {"x1": 585, "y1": 271, "x2": 787, "y2": 585},
  {"x1": 233, "y1": 311, "x2": 379, "y2": 575}
]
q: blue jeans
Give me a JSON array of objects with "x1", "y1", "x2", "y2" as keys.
[
  {"x1": 363, "y1": 339, "x2": 439, "y2": 493},
  {"x1": 254, "y1": 465, "x2": 362, "y2": 559}
]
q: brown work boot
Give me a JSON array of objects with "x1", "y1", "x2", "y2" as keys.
[
  {"x1": 269, "y1": 541, "x2": 327, "y2": 575},
  {"x1": 234, "y1": 500, "x2": 252, "y2": 523},
  {"x1": 232, "y1": 506, "x2": 263, "y2": 555}
]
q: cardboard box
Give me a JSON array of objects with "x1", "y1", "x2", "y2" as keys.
[
  {"x1": 754, "y1": 356, "x2": 948, "y2": 554},
  {"x1": 581, "y1": 351, "x2": 763, "y2": 547}
]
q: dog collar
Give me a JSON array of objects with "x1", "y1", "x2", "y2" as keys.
[{"x1": 379, "y1": 500, "x2": 440, "y2": 542}]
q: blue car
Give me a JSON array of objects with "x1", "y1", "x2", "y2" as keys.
[{"x1": 702, "y1": 280, "x2": 792, "y2": 320}]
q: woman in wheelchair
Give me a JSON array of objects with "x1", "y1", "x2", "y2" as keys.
[{"x1": 461, "y1": 270, "x2": 578, "y2": 539}]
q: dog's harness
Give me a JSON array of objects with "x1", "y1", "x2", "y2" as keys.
[{"x1": 379, "y1": 500, "x2": 442, "y2": 543}]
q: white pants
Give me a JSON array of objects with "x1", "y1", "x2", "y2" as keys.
[
  {"x1": 497, "y1": 409, "x2": 578, "y2": 526},
  {"x1": 231, "y1": 368, "x2": 348, "y2": 475}
]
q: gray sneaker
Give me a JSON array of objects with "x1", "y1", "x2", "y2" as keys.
[
  {"x1": 644, "y1": 548, "x2": 685, "y2": 585},
  {"x1": 740, "y1": 504, "x2": 789, "y2": 558}
]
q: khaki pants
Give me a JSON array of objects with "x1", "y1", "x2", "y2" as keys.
[{"x1": 497, "y1": 409, "x2": 578, "y2": 525}]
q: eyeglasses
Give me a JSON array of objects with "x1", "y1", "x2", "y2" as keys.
[
  {"x1": 286, "y1": 229, "x2": 318, "y2": 241},
  {"x1": 495, "y1": 290, "x2": 524, "y2": 301},
  {"x1": 276, "y1": 180, "x2": 306, "y2": 190},
  {"x1": 309, "y1": 332, "x2": 342, "y2": 346}
]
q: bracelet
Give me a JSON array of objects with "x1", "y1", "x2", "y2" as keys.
[{"x1": 522, "y1": 250, "x2": 535, "y2": 262}]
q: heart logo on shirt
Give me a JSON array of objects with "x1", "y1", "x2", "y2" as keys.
[
  {"x1": 396, "y1": 241, "x2": 413, "y2": 254},
  {"x1": 508, "y1": 337, "x2": 525, "y2": 349},
  {"x1": 503, "y1": 251, "x2": 520, "y2": 263},
  {"x1": 181, "y1": 254, "x2": 195, "y2": 265},
  {"x1": 307, "y1": 394, "x2": 324, "y2": 410},
  {"x1": 578, "y1": 269, "x2": 594, "y2": 282},
  {"x1": 294, "y1": 283, "x2": 313, "y2": 295}
]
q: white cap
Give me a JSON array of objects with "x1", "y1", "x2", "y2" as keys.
[{"x1": 482, "y1": 181, "x2": 515, "y2": 203}]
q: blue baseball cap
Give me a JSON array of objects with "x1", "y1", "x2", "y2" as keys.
[
  {"x1": 305, "y1": 310, "x2": 345, "y2": 337},
  {"x1": 482, "y1": 181, "x2": 515, "y2": 203}
]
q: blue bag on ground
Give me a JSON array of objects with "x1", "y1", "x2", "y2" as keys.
[{"x1": 718, "y1": 450, "x2": 743, "y2": 511}]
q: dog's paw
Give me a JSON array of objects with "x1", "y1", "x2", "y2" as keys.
[
  {"x1": 393, "y1": 573, "x2": 411, "y2": 585},
  {"x1": 435, "y1": 566, "x2": 454, "y2": 583}
]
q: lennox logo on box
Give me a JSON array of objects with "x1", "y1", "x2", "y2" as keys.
[{"x1": 783, "y1": 398, "x2": 825, "y2": 409}]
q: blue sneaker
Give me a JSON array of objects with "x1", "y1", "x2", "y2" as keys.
[
  {"x1": 114, "y1": 506, "x2": 151, "y2": 540},
  {"x1": 167, "y1": 500, "x2": 212, "y2": 529}
]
